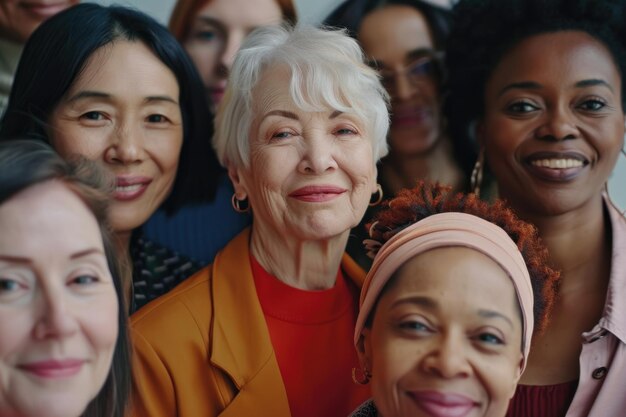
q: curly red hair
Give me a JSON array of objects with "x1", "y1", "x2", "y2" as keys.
[{"x1": 367, "y1": 181, "x2": 560, "y2": 333}]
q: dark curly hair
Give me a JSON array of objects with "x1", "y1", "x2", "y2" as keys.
[
  {"x1": 366, "y1": 181, "x2": 560, "y2": 333},
  {"x1": 444, "y1": 0, "x2": 626, "y2": 162}
]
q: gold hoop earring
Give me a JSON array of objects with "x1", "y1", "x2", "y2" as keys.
[
  {"x1": 470, "y1": 148, "x2": 485, "y2": 197},
  {"x1": 352, "y1": 366, "x2": 372, "y2": 385},
  {"x1": 231, "y1": 193, "x2": 249, "y2": 213},
  {"x1": 369, "y1": 184, "x2": 383, "y2": 207}
]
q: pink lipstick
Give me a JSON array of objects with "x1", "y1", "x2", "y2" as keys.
[
  {"x1": 409, "y1": 391, "x2": 478, "y2": 417},
  {"x1": 113, "y1": 176, "x2": 151, "y2": 201},
  {"x1": 19, "y1": 359, "x2": 84, "y2": 379},
  {"x1": 20, "y1": 1, "x2": 71, "y2": 19},
  {"x1": 288, "y1": 185, "x2": 347, "y2": 202}
]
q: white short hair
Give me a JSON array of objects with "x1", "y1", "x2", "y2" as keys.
[{"x1": 213, "y1": 24, "x2": 390, "y2": 168}]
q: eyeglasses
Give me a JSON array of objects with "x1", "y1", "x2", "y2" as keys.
[{"x1": 375, "y1": 52, "x2": 443, "y2": 91}]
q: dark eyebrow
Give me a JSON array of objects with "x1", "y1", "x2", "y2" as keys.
[
  {"x1": 144, "y1": 96, "x2": 179, "y2": 106},
  {"x1": 575, "y1": 78, "x2": 613, "y2": 92},
  {"x1": 0, "y1": 254, "x2": 32, "y2": 264},
  {"x1": 329, "y1": 110, "x2": 343, "y2": 119},
  {"x1": 195, "y1": 16, "x2": 226, "y2": 32},
  {"x1": 66, "y1": 91, "x2": 178, "y2": 106},
  {"x1": 498, "y1": 81, "x2": 543, "y2": 97},
  {"x1": 0, "y1": 248, "x2": 104, "y2": 264},
  {"x1": 406, "y1": 48, "x2": 437, "y2": 62},
  {"x1": 70, "y1": 248, "x2": 105, "y2": 260},
  {"x1": 478, "y1": 309, "x2": 514, "y2": 329},
  {"x1": 261, "y1": 110, "x2": 299, "y2": 121},
  {"x1": 391, "y1": 295, "x2": 438, "y2": 310}
]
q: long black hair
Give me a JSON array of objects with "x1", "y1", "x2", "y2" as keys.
[
  {"x1": 0, "y1": 3, "x2": 221, "y2": 213},
  {"x1": 0, "y1": 139, "x2": 131, "y2": 417}
]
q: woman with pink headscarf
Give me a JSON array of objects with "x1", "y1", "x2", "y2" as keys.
[{"x1": 350, "y1": 182, "x2": 560, "y2": 417}]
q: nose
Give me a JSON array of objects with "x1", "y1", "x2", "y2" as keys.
[
  {"x1": 297, "y1": 132, "x2": 338, "y2": 174},
  {"x1": 33, "y1": 289, "x2": 79, "y2": 340},
  {"x1": 421, "y1": 333, "x2": 472, "y2": 379},
  {"x1": 216, "y1": 31, "x2": 244, "y2": 78},
  {"x1": 104, "y1": 121, "x2": 145, "y2": 165},
  {"x1": 534, "y1": 105, "x2": 579, "y2": 141},
  {"x1": 393, "y1": 71, "x2": 416, "y2": 101}
]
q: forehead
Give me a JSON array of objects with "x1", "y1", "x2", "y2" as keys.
[
  {"x1": 67, "y1": 41, "x2": 179, "y2": 96},
  {"x1": 487, "y1": 31, "x2": 621, "y2": 94},
  {"x1": 359, "y1": 5, "x2": 434, "y2": 62},
  {"x1": 0, "y1": 181, "x2": 103, "y2": 255},
  {"x1": 384, "y1": 246, "x2": 518, "y2": 317},
  {"x1": 195, "y1": 0, "x2": 282, "y2": 25}
]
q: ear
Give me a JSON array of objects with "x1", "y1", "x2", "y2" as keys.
[
  {"x1": 227, "y1": 162, "x2": 249, "y2": 200},
  {"x1": 356, "y1": 328, "x2": 373, "y2": 373}
]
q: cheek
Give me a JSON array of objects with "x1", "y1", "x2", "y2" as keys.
[
  {"x1": 369, "y1": 326, "x2": 413, "y2": 387},
  {"x1": 477, "y1": 354, "x2": 522, "y2": 411},
  {"x1": 369, "y1": 331, "x2": 418, "y2": 415},
  {"x1": 249, "y1": 147, "x2": 297, "y2": 188},
  {"x1": 80, "y1": 296, "x2": 119, "y2": 357},
  {"x1": 152, "y1": 135, "x2": 182, "y2": 177},
  {"x1": 0, "y1": 310, "x2": 29, "y2": 360},
  {"x1": 185, "y1": 44, "x2": 220, "y2": 78},
  {"x1": 50, "y1": 126, "x2": 108, "y2": 161},
  {"x1": 342, "y1": 143, "x2": 376, "y2": 184}
]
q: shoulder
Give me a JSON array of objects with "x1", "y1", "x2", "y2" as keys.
[
  {"x1": 131, "y1": 265, "x2": 213, "y2": 343},
  {"x1": 349, "y1": 399, "x2": 378, "y2": 417},
  {"x1": 130, "y1": 235, "x2": 204, "y2": 310}
]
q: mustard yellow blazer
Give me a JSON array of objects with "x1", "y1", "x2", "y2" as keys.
[{"x1": 129, "y1": 228, "x2": 365, "y2": 417}]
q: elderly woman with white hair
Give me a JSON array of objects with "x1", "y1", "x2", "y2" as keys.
[{"x1": 129, "y1": 24, "x2": 389, "y2": 417}]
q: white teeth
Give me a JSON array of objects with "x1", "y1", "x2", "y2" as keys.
[
  {"x1": 116, "y1": 184, "x2": 142, "y2": 192},
  {"x1": 530, "y1": 159, "x2": 584, "y2": 169}
]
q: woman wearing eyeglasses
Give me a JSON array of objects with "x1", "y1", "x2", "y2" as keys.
[{"x1": 325, "y1": 0, "x2": 472, "y2": 269}]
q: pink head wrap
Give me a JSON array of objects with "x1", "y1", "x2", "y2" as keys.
[{"x1": 355, "y1": 212, "x2": 534, "y2": 370}]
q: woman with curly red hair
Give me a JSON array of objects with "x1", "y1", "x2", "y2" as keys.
[{"x1": 350, "y1": 182, "x2": 560, "y2": 417}]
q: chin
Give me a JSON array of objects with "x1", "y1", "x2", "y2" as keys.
[
  {"x1": 298, "y1": 216, "x2": 353, "y2": 241},
  {"x1": 389, "y1": 132, "x2": 439, "y2": 157}
]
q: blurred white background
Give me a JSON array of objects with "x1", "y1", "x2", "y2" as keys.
[{"x1": 86, "y1": 0, "x2": 626, "y2": 210}]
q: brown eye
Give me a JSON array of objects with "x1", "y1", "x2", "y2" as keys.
[
  {"x1": 81, "y1": 111, "x2": 105, "y2": 120},
  {"x1": 578, "y1": 99, "x2": 606, "y2": 111},
  {"x1": 147, "y1": 114, "x2": 167, "y2": 123},
  {"x1": 507, "y1": 101, "x2": 539, "y2": 113}
]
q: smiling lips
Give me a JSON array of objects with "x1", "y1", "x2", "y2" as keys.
[
  {"x1": 113, "y1": 176, "x2": 152, "y2": 201},
  {"x1": 19, "y1": 359, "x2": 85, "y2": 379},
  {"x1": 525, "y1": 152, "x2": 589, "y2": 182},
  {"x1": 20, "y1": 1, "x2": 71, "y2": 19},
  {"x1": 392, "y1": 105, "x2": 433, "y2": 128},
  {"x1": 409, "y1": 391, "x2": 478, "y2": 417},
  {"x1": 288, "y1": 186, "x2": 347, "y2": 202}
]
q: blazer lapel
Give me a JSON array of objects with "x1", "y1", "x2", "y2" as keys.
[{"x1": 209, "y1": 229, "x2": 290, "y2": 415}]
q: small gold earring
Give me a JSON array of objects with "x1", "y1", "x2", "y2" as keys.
[
  {"x1": 352, "y1": 366, "x2": 372, "y2": 385},
  {"x1": 369, "y1": 184, "x2": 383, "y2": 207},
  {"x1": 470, "y1": 148, "x2": 485, "y2": 197},
  {"x1": 231, "y1": 193, "x2": 250, "y2": 213}
]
